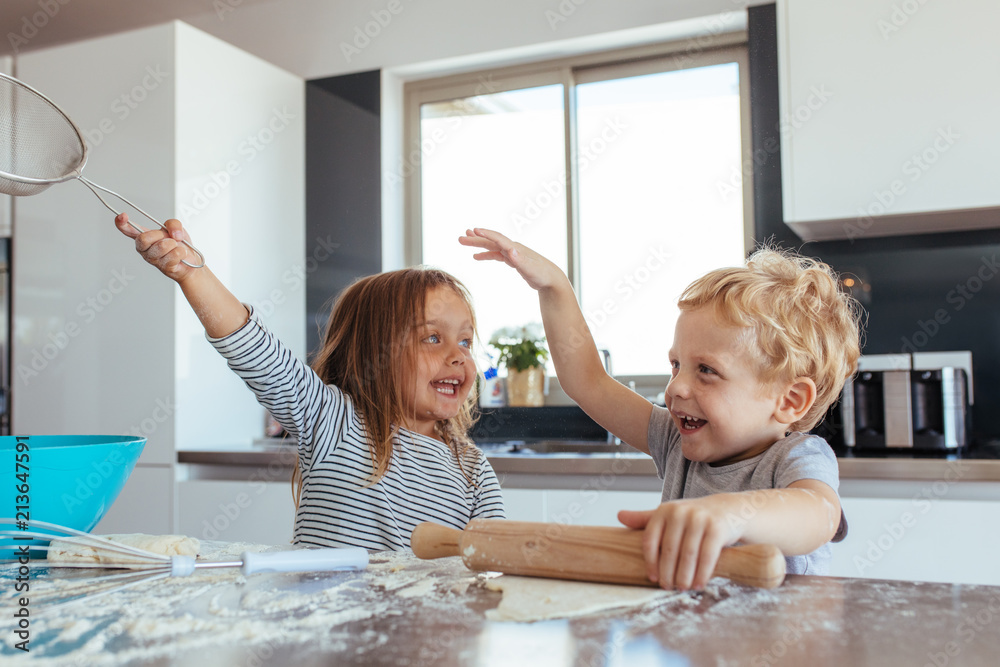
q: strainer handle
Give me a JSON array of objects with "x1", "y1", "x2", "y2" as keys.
[{"x1": 77, "y1": 176, "x2": 207, "y2": 269}]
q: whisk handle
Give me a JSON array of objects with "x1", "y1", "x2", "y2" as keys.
[{"x1": 241, "y1": 547, "x2": 369, "y2": 575}]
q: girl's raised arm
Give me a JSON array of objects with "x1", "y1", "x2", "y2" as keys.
[
  {"x1": 114, "y1": 213, "x2": 249, "y2": 338},
  {"x1": 460, "y1": 227, "x2": 653, "y2": 454}
]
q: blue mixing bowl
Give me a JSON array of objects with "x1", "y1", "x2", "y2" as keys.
[{"x1": 0, "y1": 435, "x2": 146, "y2": 559}]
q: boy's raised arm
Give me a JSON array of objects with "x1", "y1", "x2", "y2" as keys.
[
  {"x1": 115, "y1": 213, "x2": 249, "y2": 338},
  {"x1": 460, "y1": 228, "x2": 653, "y2": 453}
]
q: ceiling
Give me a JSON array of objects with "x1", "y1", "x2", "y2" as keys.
[{"x1": 0, "y1": 0, "x2": 275, "y2": 59}]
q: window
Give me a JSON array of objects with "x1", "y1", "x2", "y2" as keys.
[{"x1": 406, "y1": 38, "x2": 751, "y2": 379}]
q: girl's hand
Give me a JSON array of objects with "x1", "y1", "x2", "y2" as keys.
[
  {"x1": 618, "y1": 497, "x2": 743, "y2": 591},
  {"x1": 114, "y1": 213, "x2": 198, "y2": 283},
  {"x1": 458, "y1": 228, "x2": 565, "y2": 291}
]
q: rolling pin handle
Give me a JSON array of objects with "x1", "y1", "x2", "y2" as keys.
[
  {"x1": 411, "y1": 522, "x2": 462, "y2": 559},
  {"x1": 714, "y1": 543, "x2": 786, "y2": 589}
]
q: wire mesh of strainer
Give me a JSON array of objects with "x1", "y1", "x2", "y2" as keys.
[{"x1": 0, "y1": 72, "x2": 205, "y2": 268}]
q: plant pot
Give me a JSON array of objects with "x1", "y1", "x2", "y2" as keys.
[{"x1": 506, "y1": 367, "x2": 545, "y2": 407}]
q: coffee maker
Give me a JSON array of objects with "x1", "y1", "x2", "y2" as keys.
[{"x1": 841, "y1": 351, "x2": 972, "y2": 451}]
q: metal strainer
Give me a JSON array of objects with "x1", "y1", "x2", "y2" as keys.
[{"x1": 0, "y1": 72, "x2": 205, "y2": 268}]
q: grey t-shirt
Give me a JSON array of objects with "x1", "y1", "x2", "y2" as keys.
[{"x1": 648, "y1": 405, "x2": 847, "y2": 575}]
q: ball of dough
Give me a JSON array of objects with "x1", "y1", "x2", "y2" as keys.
[{"x1": 47, "y1": 533, "x2": 201, "y2": 565}]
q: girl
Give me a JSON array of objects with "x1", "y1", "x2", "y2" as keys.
[{"x1": 116, "y1": 214, "x2": 505, "y2": 550}]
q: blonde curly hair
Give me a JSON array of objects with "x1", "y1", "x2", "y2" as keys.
[{"x1": 677, "y1": 247, "x2": 864, "y2": 432}]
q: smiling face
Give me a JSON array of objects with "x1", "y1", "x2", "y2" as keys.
[
  {"x1": 665, "y1": 306, "x2": 792, "y2": 465},
  {"x1": 399, "y1": 286, "x2": 477, "y2": 439}
]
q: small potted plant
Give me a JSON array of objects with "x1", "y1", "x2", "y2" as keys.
[{"x1": 489, "y1": 324, "x2": 550, "y2": 407}]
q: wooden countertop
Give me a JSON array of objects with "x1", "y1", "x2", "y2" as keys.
[{"x1": 6, "y1": 548, "x2": 999, "y2": 666}]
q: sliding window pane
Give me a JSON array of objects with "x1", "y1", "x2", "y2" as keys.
[
  {"x1": 576, "y1": 63, "x2": 746, "y2": 376},
  {"x1": 420, "y1": 85, "x2": 567, "y2": 363}
]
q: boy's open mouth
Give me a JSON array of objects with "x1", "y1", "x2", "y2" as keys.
[
  {"x1": 677, "y1": 414, "x2": 707, "y2": 433},
  {"x1": 433, "y1": 378, "x2": 461, "y2": 396}
]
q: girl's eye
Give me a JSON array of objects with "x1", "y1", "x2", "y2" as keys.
[
  {"x1": 699, "y1": 364, "x2": 717, "y2": 375},
  {"x1": 460, "y1": 338, "x2": 472, "y2": 349},
  {"x1": 424, "y1": 334, "x2": 440, "y2": 344}
]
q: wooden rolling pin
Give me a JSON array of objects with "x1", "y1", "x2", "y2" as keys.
[{"x1": 411, "y1": 519, "x2": 786, "y2": 589}]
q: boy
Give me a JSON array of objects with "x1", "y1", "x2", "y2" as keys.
[{"x1": 460, "y1": 228, "x2": 862, "y2": 590}]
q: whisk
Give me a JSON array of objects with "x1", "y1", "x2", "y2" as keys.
[{"x1": 0, "y1": 519, "x2": 368, "y2": 610}]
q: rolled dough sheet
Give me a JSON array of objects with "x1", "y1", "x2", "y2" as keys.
[
  {"x1": 485, "y1": 575, "x2": 680, "y2": 622},
  {"x1": 47, "y1": 533, "x2": 201, "y2": 565}
]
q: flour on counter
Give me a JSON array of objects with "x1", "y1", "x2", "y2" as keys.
[{"x1": 0, "y1": 545, "x2": 483, "y2": 666}]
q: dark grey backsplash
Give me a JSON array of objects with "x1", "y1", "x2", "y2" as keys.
[{"x1": 305, "y1": 70, "x2": 382, "y2": 361}]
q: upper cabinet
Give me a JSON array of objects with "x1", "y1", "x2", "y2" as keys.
[{"x1": 776, "y1": 0, "x2": 1000, "y2": 241}]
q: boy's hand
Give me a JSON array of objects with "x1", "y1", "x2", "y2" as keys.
[
  {"x1": 618, "y1": 497, "x2": 742, "y2": 591},
  {"x1": 458, "y1": 228, "x2": 566, "y2": 291},
  {"x1": 114, "y1": 213, "x2": 197, "y2": 283}
]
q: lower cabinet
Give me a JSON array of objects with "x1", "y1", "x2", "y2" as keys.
[
  {"x1": 502, "y1": 488, "x2": 663, "y2": 527},
  {"x1": 176, "y1": 480, "x2": 295, "y2": 546},
  {"x1": 97, "y1": 464, "x2": 175, "y2": 535},
  {"x1": 829, "y1": 497, "x2": 1000, "y2": 586}
]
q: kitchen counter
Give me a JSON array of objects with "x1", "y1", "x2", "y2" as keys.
[
  {"x1": 4, "y1": 545, "x2": 999, "y2": 666},
  {"x1": 178, "y1": 439, "x2": 1000, "y2": 483}
]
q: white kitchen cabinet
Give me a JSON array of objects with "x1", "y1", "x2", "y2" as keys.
[
  {"x1": 829, "y1": 496, "x2": 1000, "y2": 586},
  {"x1": 177, "y1": 480, "x2": 294, "y2": 545},
  {"x1": 777, "y1": 0, "x2": 1000, "y2": 240},
  {"x1": 13, "y1": 22, "x2": 304, "y2": 532},
  {"x1": 501, "y1": 487, "x2": 661, "y2": 526},
  {"x1": 501, "y1": 488, "x2": 546, "y2": 523},
  {"x1": 95, "y1": 464, "x2": 175, "y2": 535}
]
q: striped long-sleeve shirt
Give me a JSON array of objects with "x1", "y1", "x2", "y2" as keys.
[{"x1": 208, "y1": 307, "x2": 506, "y2": 551}]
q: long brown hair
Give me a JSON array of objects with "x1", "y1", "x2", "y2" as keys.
[{"x1": 292, "y1": 267, "x2": 481, "y2": 507}]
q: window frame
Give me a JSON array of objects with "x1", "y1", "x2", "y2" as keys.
[{"x1": 403, "y1": 31, "x2": 753, "y2": 390}]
